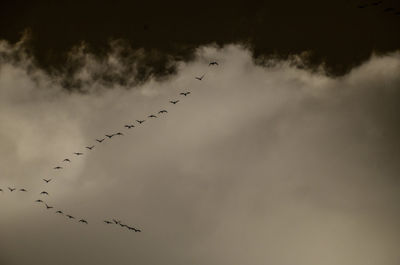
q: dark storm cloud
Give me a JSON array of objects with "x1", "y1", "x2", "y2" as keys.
[
  {"x1": 0, "y1": 41, "x2": 399, "y2": 265},
  {"x1": 0, "y1": 0, "x2": 399, "y2": 89}
]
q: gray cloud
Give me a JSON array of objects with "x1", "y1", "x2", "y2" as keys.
[{"x1": 0, "y1": 41, "x2": 399, "y2": 265}]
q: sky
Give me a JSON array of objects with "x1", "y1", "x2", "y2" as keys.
[{"x1": 0, "y1": 1, "x2": 400, "y2": 265}]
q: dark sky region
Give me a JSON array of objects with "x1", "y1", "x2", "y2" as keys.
[
  {"x1": 0, "y1": 1, "x2": 400, "y2": 265},
  {"x1": 0, "y1": 0, "x2": 399, "y2": 86}
]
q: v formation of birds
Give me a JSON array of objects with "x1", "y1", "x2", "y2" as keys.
[{"x1": 1, "y1": 62, "x2": 219, "y2": 233}]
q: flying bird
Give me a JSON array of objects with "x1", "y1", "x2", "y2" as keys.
[
  {"x1": 114, "y1": 132, "x2": 124, "y2": 136},
  {"x1": 19, "y1": 188, "x2": 27, "y2": 192},
  {"x1": 35, "y1": 199, "x2": 43, "y2": 203},
  {"x1": 96, "y1": 138, "x2": 105, "y2": 143},
  {"x1": 56, "y1": 210, "x2": 63, "y2": 214},
  {"x1": 180, "y1": 92, "x2": 191, "y2": 96},
  {"x1": 125, "y1": 125, "x2": 135, "y2": 129},
  {"x1": 8, "y1": 187, "x2": 16, "y2": 192},
  {"x1": 66, "y1": 215, "x2": 75, "y2": 219},
  {"x1": 169, "y1": 100, "x2": 179, "y2": 104},
  {"x1": 43, "y1": 179, "x2": 52, "y2": 183},
  {"x1": 79, "y1": 219, "x2": 88, "y2": 224},
  {"x1": 40, "y1": 191, "x2": 49, "y2": 195},
  {"x1": 45, "y1": 204, "x2": 53, "y2": 209},
  {"x1": 74, "y1": 152, "x2": 83, "y2": 156},
  {"x1": 148, "y1": 114, "x2": 157, "y2": 118},
  {"x1": 195, "y1": 74, "x2": 205, "y2": 80},
  {"x1": 54, "y1": 166, "x2": 62, "y2": 169},
  {"x1": 209, "y1": 61, "x2": 219, "y2": 66},
  {"x1": 105, "y1": 134, "x2": 114, "y2": 138},
  {"x1": 136, "y1": 120, "x2": 145, "y2": 124},
  {"x1": 86, "y1": 145, "x2": 95, "y2": 150},
  {"x1": 158, "y1": 110, "x2": 168, "y2": 114},
  {"x1": 63, "y1": 158, "x2": 71, "y2": 162},
  {"x1": 384, "y1": 7, "x2": 395, "y2": 12}
]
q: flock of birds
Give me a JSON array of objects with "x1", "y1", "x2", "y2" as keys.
[
  {"x1": 1, "y1": 61, "x2": 220, "y2": 232},
  {"x1": 358, "y1": 0, "x2": 400, "y2": 16}
]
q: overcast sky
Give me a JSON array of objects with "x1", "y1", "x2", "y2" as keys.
[{"x1": 0, "y1": 37, "x2": 399, "y2": 265}]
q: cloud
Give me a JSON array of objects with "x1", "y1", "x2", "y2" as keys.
[{"x1": 0, "y1": 41, "x2": 399, "y2": 265}]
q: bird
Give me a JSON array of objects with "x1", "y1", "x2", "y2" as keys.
[
  {"x1": 8, "y1": 187, "x2": 16, "y2": 192},
  {"x1": 170, "y1": 100, "x2": 179, "y2": 104},
  {"x1": 148, "y1": 114, "x2": 157, "y2": 118},
  {"x1": 56, "y1": 210, "x2": 63, "y2": 214},
  {"x1": 158, "y1": 110, "x2": 168, "y2": 114},
  {"x1": 19, "y1": 188, "x2": 27, "y2": 192},
  {"x1": 54, "y1": 166, "x2": 63, "y2": 169},
  {"x1": 96, "y1": 138, "x2": 105, "y2": 143},
  {"x1": 43, "y1": 179, "x2": 52, "y2": 183},
  {"x1": 86, "y1": 145, "x2": 95, "y2": 150},
  {"x1": 125, "y1": 125, "x2": 135, "y2": 129},
  {"x1": 63, "y1": 158, "x2": 71, "y2": 162},
  {"x1": 40, "y1": 191, "x2": 49, "y2": 195},
  {"x1": 136, "y1": 120, "x2": 145, "y2": 124},
  {"x1": 35, "y1": 199, "x2": 43, "y2": 203},
  {"x1": 45, "y1": 204, "x2": 53, "y2": 209},
  {"x1": 79, "y1": 219, "x2": 88, "y2": 224},
  {"x1": 209, "y1": 61, "x2": 219, "y2": 66},
  {"x1": 114, "y1": 132, "x2": 124, "y2": 136},
  {"x1": 180, "y1": 92, "x2": 191, "y2": 96},
  {"x1": 105, "y1": 134, "x2": 114, "y2": 138},
  {"x1": 66, "y1": 215, "x2": 75, "y2": 219},
  {"x1": 195, "y1": 74, "x2": 205, "y2": 80},
  {"x1": 384, "y1": 7, "x2": 395, "y2": 12},
  {"x1": 74, "y1": 152, "x2": 83, "y2": 156},
  {"x1": 104, "y1": 220, "x2": 113, "y2": 224}
]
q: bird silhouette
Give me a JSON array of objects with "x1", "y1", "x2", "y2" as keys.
[
  {"x1": 114, "y1": 132, "x2": 124, "y2": 136},
  {"x1": 35, "y1": 199, "x2": 43, "y2": 203},
  {"x1": 19, "y1": 188, "x2": 27, "y2": 192},
  {"x1": 148, "y1": 114, "x2": 157, "y2": 118},
  {"x1": 56, "y1": 210, "x2": 63, "y2": 214},
  {"x1": 384, "y1": 7, "x2": 395, "y2": 12},
  {"x1": 74, "y1": 152, "x2": 83, "y2": 155},
  {"x1": 209, "y1": 61, "x2": 219, "y2": 66},
  {"x1": 104, "y1": 220, "x2": 113, "y2": 224},
  {"x1": 8, "y1": 187, "x2": 16, "y2": 192},
  {"x1": 96, "y1": 138, "x2": 105, "y2": 143},
  {"x1": 63, "y1": 158, "x2": 71, "y2": 162},
  {"x1": 125, "y1": 125, "x2": 135, "y2": 129},
  {"x1": 54, "y1": 166, "x2": 63, "y2": 169},
  {"x1": 170, "y1": 100, "x2": 179, "y2": 104},
  {"x1": 180, "y1": 92, "x2": 191, "y2": 96},
  {"x1": 158, "y1": 110, "x2": 168, "y2": 114},
  {"x1": 136, "y1": 120, "x2": 145, "y2": 124},
  {"x1": 43, "y1": 179, "x2": 52, "y2": 183},
  {"x1": 66, "y1": 215, "x2": 75, "y2": 219},
  {"x1": 86, "y1": 145, "x2": 95, "y2": 150},
  {"x1": 45, "y1": 204, "x2": 53, "y2": 209},
  {"x1": 79, "y1": 219, "x2": 88, "y2": 224},
  {"x1": 105, "y1": 134, "x2": 114, "y2": 138},
  {"x1": 40, "y1": 191, "x2": 49, "y2": 195},
  {"x1": 195, "y1": 74, "x2": 205, "y2": 80}
]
